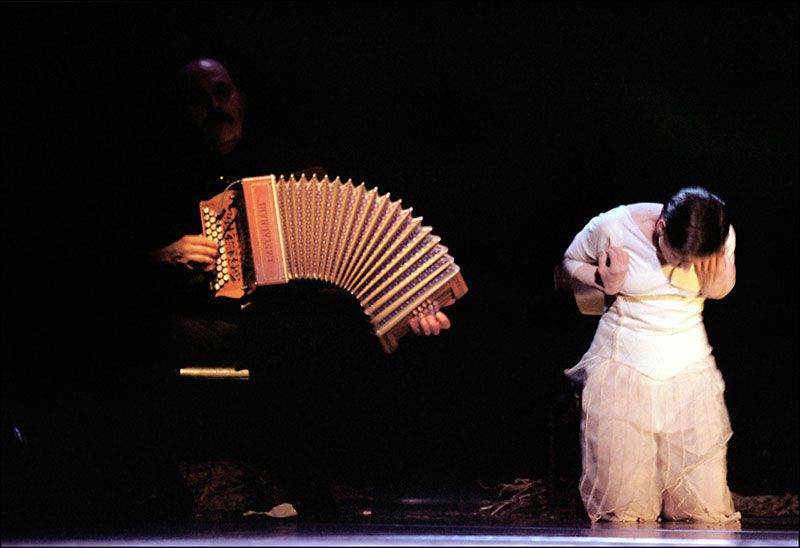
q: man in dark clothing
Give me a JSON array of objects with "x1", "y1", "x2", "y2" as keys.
[
  {"x1": 110, "y1": 57, "x2": 451, "y2": 521},
  {"x1": 124, "y1": 58, "x2": 450, "y2": 365}
]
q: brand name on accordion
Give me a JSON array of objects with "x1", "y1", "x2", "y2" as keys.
[{"x1": 255, "y1": 201, "x2": 275, "y2": 264}]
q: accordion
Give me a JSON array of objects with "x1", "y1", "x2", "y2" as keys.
[{"x1": 199, "y1": 174, "x2": 468, "y2": 353}]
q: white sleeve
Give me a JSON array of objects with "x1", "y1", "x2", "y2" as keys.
[{"x1": 562, "y1": 209, "x2": 617, "y2": 278}]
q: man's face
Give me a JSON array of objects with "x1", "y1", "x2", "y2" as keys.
[{"x1": 180, "y1": 59, "x2": 244, "y2": 155}]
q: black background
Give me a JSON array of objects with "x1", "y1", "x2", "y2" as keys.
[{"x1": 2, "y1": 0, "x2": 797, "y2": 512}]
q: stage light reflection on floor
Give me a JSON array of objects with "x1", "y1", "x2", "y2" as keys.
[{"x1": 3, "y1": 522, "x2": 798, "y2": 547}]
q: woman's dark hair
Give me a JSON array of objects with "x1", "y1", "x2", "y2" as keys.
[{"x1": 661, "y1": 187, "x2": 730, "y2": 257}]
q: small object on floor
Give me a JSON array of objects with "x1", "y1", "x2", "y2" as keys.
[{"x1": 243, "y1": 502, "x2": 299, "y2": 519}]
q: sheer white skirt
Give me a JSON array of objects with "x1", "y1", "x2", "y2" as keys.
[{"x1": 578, "y1": 356, "x2": 741, "y2": 523}]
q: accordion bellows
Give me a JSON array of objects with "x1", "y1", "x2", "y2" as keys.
[{"x1": 199, "y1": 174, "x2": 468, "y2": 353}]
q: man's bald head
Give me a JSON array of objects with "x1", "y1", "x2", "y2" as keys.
[{"x1": 178, "y1": 58, "x2": 245, "y2": 156}]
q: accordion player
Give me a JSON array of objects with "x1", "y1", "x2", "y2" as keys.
[{"x1": 199, "y1": 174, "x2": 468, "y2": 353}]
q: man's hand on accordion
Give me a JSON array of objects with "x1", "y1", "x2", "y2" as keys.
[
  {"x1": 151, "y1": 234, "x2": 219, "y2": 271},
  {"x1": 408, "y1": 300, "x2": 452, "y2": 336}
]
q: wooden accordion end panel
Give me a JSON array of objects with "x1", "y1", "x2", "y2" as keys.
[{"x1": 199, "y1": 174, "x2": 468, "y2": 353}]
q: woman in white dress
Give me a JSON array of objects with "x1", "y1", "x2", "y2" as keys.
[{"x1": 562, "y1": 187, "x2": 740, "y2": 523}]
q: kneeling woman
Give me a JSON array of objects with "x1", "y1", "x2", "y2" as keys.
[{"x1": 562, "y1": 187, "x2": 740, "y2": 523}]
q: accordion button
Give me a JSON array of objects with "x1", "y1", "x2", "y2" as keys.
[
  {"x1": 220, "y1": 246, "x2": 226, "y2": 254},
  {"x1": 203, "y1": 207, "x2": 209, "y2": 214},
  {"x1": 214, "y1": 284, "x2": 220, "y2": 290},
  {"x1": 217, "y1": 272, "x2": 223, "y2": 279},
  {"x1": 223, "y1": 274, "x2": 229, "y2": 281}
]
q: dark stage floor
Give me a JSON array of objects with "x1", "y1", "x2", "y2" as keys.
[
  {"x1": 3, "y1": 381, "x2": 797, "y2": 546},
  {"x1": 2, "y1": 477, "x2": 797, "y2": 547},
  {"x1": 2, "y1": 512, "x2": 797, "y2": 547}
]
